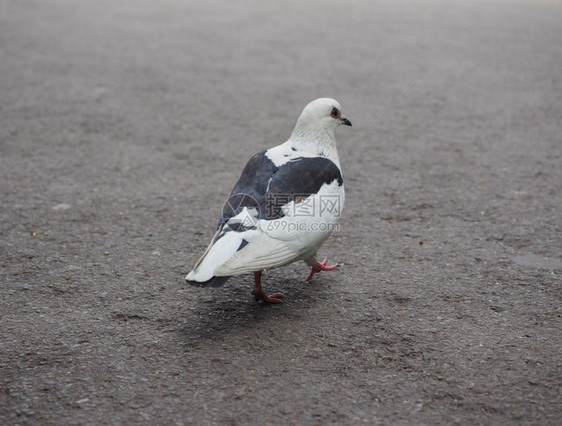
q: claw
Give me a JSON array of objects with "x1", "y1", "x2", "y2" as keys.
[
  {"x1": 252, "y1": 271, "x2": 283, "y2": 303},
  {"x1": 252, "y1": 290, "x2": 284, "y2": 304},
  {"x1": 305, "y1": 258, "x2": 338, "y2": 282}
]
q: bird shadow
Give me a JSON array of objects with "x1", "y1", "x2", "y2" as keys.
[{"x1": 177, "y1": 269, "x2": 332, "y2": 343}]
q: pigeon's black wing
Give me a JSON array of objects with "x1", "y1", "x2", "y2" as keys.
[
  {"x1": 258, "y1": 157, "x2": 343, "y2": 220},
  {"x1": 218, "y1": 150, "x2": 278, "y2": 229},
  {"x1": 220, "y1": 152, "x2": 343, "y2": 226}
]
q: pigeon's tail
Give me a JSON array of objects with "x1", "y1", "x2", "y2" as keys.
[
  {"x1": 185, "y1": 275, "x2": 232, "y2": 288},
  {"x1": 185, "y1": 227, "x2": 248, "y2": 287}
]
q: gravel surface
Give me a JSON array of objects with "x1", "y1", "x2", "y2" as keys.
[{"x1": 1, "y1": 0, "x2": 561, "y2": 424}]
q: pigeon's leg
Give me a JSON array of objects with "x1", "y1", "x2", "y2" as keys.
[
  {"x1": 305, "y1": 258, "x2": 338, "y2": 282},
  {"x1": 251, "y1": 271, "x2": 284, "y2": 304}
]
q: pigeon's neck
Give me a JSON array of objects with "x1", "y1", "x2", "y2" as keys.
[{"x1": 289, "y1": 123, "x2": 340, "y2": 165}]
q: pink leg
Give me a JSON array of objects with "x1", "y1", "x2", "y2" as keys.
[
  {"x1": 305, "y1": 258, "x2": 338, "y2": 282},
  {"x1": 251, "y1": 271, "x2": 284, "y2": 304}
]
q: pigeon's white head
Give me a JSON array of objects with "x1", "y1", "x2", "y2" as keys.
[{"x1": 290, "y1": 98, "x2": 351, "y2": 145}]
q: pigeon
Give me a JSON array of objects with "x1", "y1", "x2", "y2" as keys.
[{"x1": 186, "y1": 98, "x2": 351, "y2": 303}]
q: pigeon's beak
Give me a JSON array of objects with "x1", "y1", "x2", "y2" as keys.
[{"x1": 341, "y1": 117, "x2": 352, "y2": 127}]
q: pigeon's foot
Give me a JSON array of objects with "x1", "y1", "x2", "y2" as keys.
[
  {"x1": 252, "y1": 271, "x2": 284, "y2": 304},
  {"x1": 305, "y1": 258, "x2": 338, "y2": 282},
  {"x1": 252, "y1": 289, "x2": 284, "y2": 304}
]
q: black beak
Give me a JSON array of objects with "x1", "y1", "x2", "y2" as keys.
[{"x1": 341, "y1": 117, "x2": 352, "y2": 126}]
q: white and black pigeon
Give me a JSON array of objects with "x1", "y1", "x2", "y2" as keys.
[{"x1": 186, "y1": 98, "x2": 351, "y2": 303}]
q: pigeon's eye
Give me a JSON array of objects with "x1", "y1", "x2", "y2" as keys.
[{"x1": 330, "y1": 107, "x2": 341, "y2": 119}]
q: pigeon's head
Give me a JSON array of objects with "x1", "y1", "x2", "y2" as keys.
[
  {"x1": 291, "y1": 98, "x2": 351, "y2": 143},
  {"x1": 299, "y1": 98, "x2": 352, "y2": 128}
]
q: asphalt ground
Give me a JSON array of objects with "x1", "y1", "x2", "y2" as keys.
[{"x1": 1, "y1": 0, "x2": 561, "y2": 424}]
